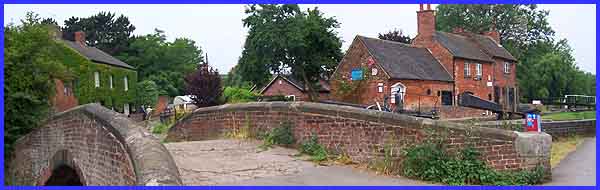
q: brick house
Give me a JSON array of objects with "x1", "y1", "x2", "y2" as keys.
[
  {"x1": 330, "y1": 4, "x2": 518, "y2": 117},
  {"x1": 258, "y1": 74, "x2": 330, "y2": 101},
  {"x1": 52, "y1": 31, "x2": 138, "y2": 115}
]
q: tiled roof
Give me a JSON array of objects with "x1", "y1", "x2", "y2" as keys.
[
  {"x1": 61, "y1": 40, "x2": 135, "y2": 70},
  {"x1": 358, "y1": 36, "x2": 453, "y2": 82},
  {"x1": 434, "y1": 32, "x2": 495, "y2": 62}
]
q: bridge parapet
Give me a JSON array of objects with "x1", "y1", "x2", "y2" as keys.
[
  {"x1": 7, "y1": 103, "x2": 182, "y2": 186},
  {"x1": 166, "y1": 101, "x2": 551, "y2": 177}
]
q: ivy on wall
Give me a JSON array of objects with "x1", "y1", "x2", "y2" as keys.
[
  {"x1": 333, "y1": 66, "x2": 371, "y2": 104},
  {"x1": 54, "y1": 41, "x2": 138, "y2": 112}
]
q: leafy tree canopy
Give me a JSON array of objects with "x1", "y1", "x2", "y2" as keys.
[
  {"x1": 4, "y1": 12, "x2": 70, "y2": 159},
  {"x1": 118, "y1": 29, "x2": 204, "y2": 97},
  {"x1": 62, "y1": 11, "x2": 136, "y2": 55},
  {"x1": 378, "y1": 28, "x2": 411, "y2": 44},
  {"x1": 235, "y1": 4, "x2": 343, "y2": 100},
  {"x1": 185, "y1": 64, "x2": 223, "y2": 107}
]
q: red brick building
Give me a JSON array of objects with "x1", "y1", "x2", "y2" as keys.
[
  {"x1": 259, "y1": 75, "x2": 330, "y2": 101},
  {"x1": 330, "y1": 4, "x2": 518, "y2": 117}
]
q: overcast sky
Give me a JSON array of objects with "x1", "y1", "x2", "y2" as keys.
[{"x1": 4, "y1": 4, "x2": 596, "y2": 74}]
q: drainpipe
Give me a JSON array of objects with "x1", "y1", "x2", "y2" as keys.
[{"x1": 453, "y1": 59, "x2": 457, "y2": 106}]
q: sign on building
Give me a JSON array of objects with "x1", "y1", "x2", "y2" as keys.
[{"x1": 351, "y1": 68, "x2": 363, "y2": 80}]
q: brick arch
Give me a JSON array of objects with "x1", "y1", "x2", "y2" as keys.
[
  {"x1": 38, "y1": 149, "x2": 86, "y2": 186},
  {"x1": 7, "y1": 104, "x2": 182, "y2": 186},
  {"x1": 166, "y1": 102, "x2": 552, "y2": 178}
]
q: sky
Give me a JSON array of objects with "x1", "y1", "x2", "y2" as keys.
[{"x1": 4, "y1": 4, "x2": 596, "y2": 74}]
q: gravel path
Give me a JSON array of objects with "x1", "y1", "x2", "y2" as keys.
[{"x1": 165, "y1": 139, "x2": 432, "y2": 186}]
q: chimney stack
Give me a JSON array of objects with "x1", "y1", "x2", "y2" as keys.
[
  {"x1": 74, "y1": 31, "x2": 86, "y2": 46},
  {"x1": 417, "y1": 4, "x2": 436, "y2": 40},
  {"x1": 482, "y1": 23, "x2": 500, "y2": 43}
]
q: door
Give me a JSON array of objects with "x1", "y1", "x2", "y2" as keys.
[
  {"x1": 494, "y1": 86, "x2": 500, "y2": 104},
  {"x1": 441, "y1": 91, "x2": 453, "y2": 106},
  {"x1": 390, "y1": 83, "x2": 406, "y2": 105}
]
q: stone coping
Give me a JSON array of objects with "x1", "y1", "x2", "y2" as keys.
[{"x1": 175, "y1": 101, "x2": 519, "y2": 141}]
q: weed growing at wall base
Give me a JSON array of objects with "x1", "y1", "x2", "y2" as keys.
[
  {"x1": 299, "y1": 135, "x2": 329, "y2": 162},
  {"x1": 260, "y1": 121, "x2": 295, "y2": 149},
  {"x1": 402, "y1": 143, "x2": 545, "y2": 185}
]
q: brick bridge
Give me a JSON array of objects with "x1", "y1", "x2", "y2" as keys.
[
  {"x1": 166, "y1": 102, "x2": 552, "y2": 176},
  {"x1": 8, "y1": 102, "x2": 554, "y2": 185},
  {"x1": 6, "y1": 104, "x2": 182, "y2": 186}
]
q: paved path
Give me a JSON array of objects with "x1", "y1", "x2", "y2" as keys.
[
  {"x1": 545, "y1": 137, "x2": 596, "y2": 186},
  {"x1": 165, "y1": 139, "x2": 432, "y2": 186}
]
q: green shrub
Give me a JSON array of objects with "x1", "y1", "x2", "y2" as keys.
[
  {"x1": 261, "y1": 121, "x2": 295, "y2": 148},
  {"x1": 402, "y1": 144, "x2": 545, "y2": 185},
  {"x1": 299, "y1": 135, "x2": 328, "y2": 162},
  {"x1": 223, "y1": 86, "x2": 258, "y2": 103},
  {"x1": 152, "y1": 123, "x2": 173, "y2": 134}
]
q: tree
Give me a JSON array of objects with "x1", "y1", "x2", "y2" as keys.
[
  {"x1": 118, "y1": 29, "x2": 204, "y2": 97},
  {"x1": 237, "y1": 4, "x2": 343, "y2": 100},
  {"x1": 62, "y1": 12, "x2": 136, "y2": 55},
  {"x1": 184, "y1": 63, "x2": 222, "y2": 107},
  {"x1": 40, "y1": 18, "x2": 58, "y2": 26},
  {"x1": 4, "y1": 12, "x2": 69, "y2": 159},
  {"x1": 378, "y1": 28, "x2": 411, "y2": 43},
  {"x1": 137, "y1": 80, "x2": 159, "y2": 107}
]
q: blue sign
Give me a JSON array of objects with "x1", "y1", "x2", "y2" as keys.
[{"x1": 351, "y1": 69, "x2": 363, "y2": 80}]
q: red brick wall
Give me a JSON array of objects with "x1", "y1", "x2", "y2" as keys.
[
  {"x1": 6, "y1": 104, "x2": 183, "y2": 186},
  {"x1": 454, "y1": 58, "x2": 494, "y2": 100},
  {"x1": 52, "y1": 79, "x2": 79, "y2": 112},
  {"x1": 438, "y1": 105, "x2": 490, "y2": 119},
  {"x1": 166, "y1": 102, "x2": 551, "y2": 175},
  {"x1": 330, "y1": 36, "x2": 391, "y2": 105},
  {"x1": 389, "y1": 79, "x2": 452, "y2": 110},
  {"x1": 153, "y1": 96, "x2": 169, "y2": 116}
]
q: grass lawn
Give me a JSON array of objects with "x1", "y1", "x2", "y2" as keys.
[
  {"x1": 543, "y1": 111, "x2": 596, "y2": 121},
  {"x1": 550, "y1": 135, "x2": 585, "y2": 168}
]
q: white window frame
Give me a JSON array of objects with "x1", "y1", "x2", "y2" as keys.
[
  {"x1": 124, "y1": 76, "x2": 129, "y2": 91},
  {"x1": 94, "y1": 72, "x2": 100, "y2": 88},
  {"x1": 390, "y1": 82, "x2": 406, "y2": 104},
  {"x1": 504, "y1": 62, "x2": 511, "y2": 74},
  {"x1": 285, "y1": 95, "x2": 296, "y2": 101},
  {"x1": 476, "y1": 63, "x2": 482, "y2": 79},
  {"x1": 109, "y1": 75, "x2": 113, "y2": 89},
  {"x1": 464, "y1": 62, "x2": 471, "y2": 77},
  {"x1": 377, "y1": 83, "x2": 384, "y2": 93}
]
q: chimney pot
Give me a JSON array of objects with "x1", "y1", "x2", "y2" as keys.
[
  {"x1": 74, "y1": 31, "x2": 86, "y2": 46},
  {"x1": 420, "y1": 4, "x2": 424, "y2": 11},
  {"x1": 427, "y1": 4, "x2": 431, "y2": 10}
]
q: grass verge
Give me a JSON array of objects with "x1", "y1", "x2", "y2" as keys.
[
  {"x1": 543, "y1": 111, "x2": 595, "y2": 121},
  {"x1": 550, "y1": 135, "x2": 585, "y2": 168}
]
